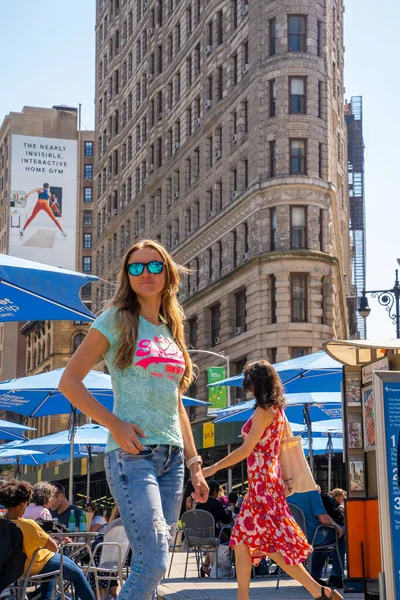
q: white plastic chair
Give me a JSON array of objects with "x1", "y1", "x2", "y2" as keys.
[{"x1": 87, "y1": 518, "x2": 130, "y2": 598}]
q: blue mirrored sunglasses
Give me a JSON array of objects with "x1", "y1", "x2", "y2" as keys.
[{"x1": 127, "y1": 261, "x2": 165, "y2": 276}]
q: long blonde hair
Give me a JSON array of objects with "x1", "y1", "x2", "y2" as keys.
[{"x1": 105, "y1": 239, "x2": 192, "y2": 393}]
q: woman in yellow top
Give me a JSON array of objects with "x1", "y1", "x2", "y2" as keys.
[{"x1": 0, "y1": 480, "x2": 95, "y2": 600}]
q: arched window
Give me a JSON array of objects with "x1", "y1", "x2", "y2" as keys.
[
  {"x1": 73, "y1": 332, "x2": 86, "y2": 353},
  {"x1": 27, "y1": 351, "x2": 31, "y2": 372},
  {"x1": 33, "y1": 348, "x2": 37, "y2": 368},
  {"x1": 47, "y1": 334, "x2": 51, "y2": 357},
  {"x1": 41, "y1": 341, "x2": 45, "y2": 363}
]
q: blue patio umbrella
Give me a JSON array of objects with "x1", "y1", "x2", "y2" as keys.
[
  {"x1": 0, "y1": 448, "x2": 90, "y2": 467},
  {"x1": 0, "y1": 417, "x2": 36, "y2": 442},
  {"x1": 291, "y1": 419, "x2": 343, "y2": 437},
  {"x1": 7, "y1": 423, "x2": 108, "y2": 455},
  {"x1": 208, "y1": 351, "x2": 342, "y2": 392},
  {"x1": 0, "y1": 254, "x2": 98, "y2": 322},
  {"x1": 303, "y1": 436, "x2": 343, "y2": 455}
]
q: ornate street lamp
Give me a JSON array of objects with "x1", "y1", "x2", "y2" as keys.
[{"x1": 358, "y1": 270, "x2": 400, "y2": 339}]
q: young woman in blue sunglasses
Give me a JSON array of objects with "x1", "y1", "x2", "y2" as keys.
[{"x1": 59, "y1": 239, "x2": 209, "y2": 600}]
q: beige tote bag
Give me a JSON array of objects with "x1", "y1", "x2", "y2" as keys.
[{"x1": 279, "y1": 416, "x2": 318, "y2": 497}]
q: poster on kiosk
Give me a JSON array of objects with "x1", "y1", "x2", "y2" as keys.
[{"x1": 373, "y1": 372, "x2": 400, "y2": 600}]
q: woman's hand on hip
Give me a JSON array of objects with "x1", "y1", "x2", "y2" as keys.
[
  {"x1": 190, "y1": 465, "x2": 209, "y2": 503},
  {"x1": 109, "y1": 418, "x2": 147, "y2": 454}
]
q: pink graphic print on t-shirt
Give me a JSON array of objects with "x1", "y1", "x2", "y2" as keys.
[{"x1": 135, "y1": 335, "x2": 185, "y2": 380}]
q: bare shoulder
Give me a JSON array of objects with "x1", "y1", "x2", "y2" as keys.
[{"x1": 252, "y1": 405, "x2": 274, "y2": 426}]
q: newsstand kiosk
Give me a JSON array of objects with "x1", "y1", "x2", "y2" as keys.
[{"x1": 324, "y1": 340, "x2": 400, "y2": 600}]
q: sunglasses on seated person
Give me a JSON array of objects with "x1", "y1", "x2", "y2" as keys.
[{"x1": 127, "y1": 260, "x2": 165, "y2": 276}]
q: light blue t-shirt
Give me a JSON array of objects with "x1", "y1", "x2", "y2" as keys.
[
  {"x1": 289, "y1": 491, "x2": 326, "y2": 543},
  {"x1": 91, "y1": 307, "x2": 184, "y2": 452}
]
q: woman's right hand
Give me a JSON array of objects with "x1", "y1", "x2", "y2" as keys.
[{"x1": 109, "y1": 417, "x2": 147, "y2": 454}]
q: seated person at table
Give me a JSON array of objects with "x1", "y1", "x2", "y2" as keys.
[
  {"x1": 196, "y1": 480, "x2": 232, "y2": 536},
  {"x1": 23, "y1": 481, "x2": 56, "y2": 522},
  {"x1": 84, "y1": 502, "x2": 107, "y2": 533},
  {"x1": 0, "y1": 479, "x2": 95, "y2": 600},
  {"x1": 227, "y1": 491, "x2": 240, "y2": 516},
  {"x1": 50, "y1": 482, "x2": 82, "y2": 530},
  {"x1": 289, "y1": 489, "x2": 345, "y2": 589}
]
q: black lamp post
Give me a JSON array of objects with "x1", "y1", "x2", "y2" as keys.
[{"x1": 358, "y1": 270, "x2": 400, "y2": 339}]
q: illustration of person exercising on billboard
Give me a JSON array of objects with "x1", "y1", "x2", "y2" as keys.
[{"x1": 20, "y1": 183, "x2": 67, "y2": 237}]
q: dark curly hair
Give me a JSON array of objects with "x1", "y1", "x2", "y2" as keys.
[
  {"x1": 0, "y1": 479, "x2": 32, "y2": 508},
  {"x1": 242, "y1": 360, "x2": 285, "y2": 409}
]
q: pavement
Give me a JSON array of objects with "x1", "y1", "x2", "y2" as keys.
[{"x1": 158, "y1": 553, "x2": 365, "y2": 600}]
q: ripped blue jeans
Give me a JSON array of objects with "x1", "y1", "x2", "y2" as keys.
[{"x1": 104, "y1": 445, "x2": 184, "y2": 600}]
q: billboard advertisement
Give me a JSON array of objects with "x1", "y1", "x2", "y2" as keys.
[
  {"x1": 207, "y1": 366, "x2": 227, "y2": 408},
  {"x1": 9, "y1": 134, "x2": 78, "y2": 270}
]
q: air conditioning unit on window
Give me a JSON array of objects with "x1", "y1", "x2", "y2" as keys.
[
  {"x1": 158, "y1": 112, "x2": 163, "y2": 120},
  {"x1": 214, "y1": 336, "x2": 220, "y2": 345},
  {"x1": 173, "y1": 238, "x2": 179, "y2": 247},
  {"x1": 149, "y1": 73, "x2": 154, "y2": 81},
  {"x1": 174, "y1": 142, "x2": 180, "y2": 150},
  {"x1": 231, "y1": 190, "x2": 237, "y2": 200},
  {"x1": 232, "y1": 134, "x2": 237, "y2": 144},
  {"x1": 122, "y1": 39, "x2": 127, "y2": 46},
  {"x1": 204, "y1": 45, "x2": 212, "y2": 55},
  {"x1": 215, "y1": 150, "x2": 221, "y2": 159},
  {"x1": 113, "y1": 209, "x2": 118, "y2": 216},
  {"x1": 243, "y1": 64, "x2": 249, "y2": 73},
  {"x1": 236, "y1": 326, "x2": 244, "y2": 335},
  {"x1": 242, "y1": 252, "x2": 248, "y2": 261},
  {"x1": 128, "y1": 70, "x2": 132, "y2": 78},
  {"x1": 149, "y1": 164, "x2": 154, "y2": 172},
  {"x1": 207, "y1": 211, "x2": 214, "y2": 218},
  {"x1": 136, "y1": 141, "x2": 142, "y2": 150},
  {"x1": 195, "y1": 117, "x2": 201, "y2": 127},
  {"x1": 242, "y1": 4, "x2": 248, "y2": 15},
  {"x1": 136, "y1": 100, "x2": 140, "y2": 107},
  {"x1": 190, "y1": 286, "x2": 197, "y2": 294},
  {"x1": 148, "y1": 27, "x2": 154, "y2": 36},
  {"x1": 205, "y1": 99, "x2": 212, "y2": 109},
  {"x1": 174, "y1": 191, "x2": 179, "y2": 200},
  {"x1": 167, "y1": 197, "x2": 171, "y2": 206}
]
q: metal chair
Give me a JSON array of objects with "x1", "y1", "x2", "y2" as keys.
[
  {"x1": 275, "y1": 503, "x2": 344, "y2": 590},
  {"x1": 167, "y1": 526, "x2": 184, "y2": 578},
  {"x1": 180, "y1": 509, "x2": 225, "y2": 580},
  {"x1": 11, "y1": 547, "x2": 65, "y2": 600},
  {"x1": 86, "y1": 517, "x2": 130, "y2": 599}
]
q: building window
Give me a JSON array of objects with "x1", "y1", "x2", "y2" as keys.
[
  {"x1": 234, "y1": 358, "x2": 247, "y2": 403},
  {"x1": 81, "y1": 282, "x2": 92, "y2": 296},
  {"x1": 268, "y1": 348, "x2": 277, "y2": 364},
  {"x1": 318, "y1": 81, "x2": 323, "y2": 119},
  {"x1": 269, "y1": 18, "x2": 276, "y2": 55},
  {"x1": 288, "y1": 15, "x2": 307, "y2": 52},
  {"x1": 73, "y1": 332, "x2": 86, "y2": 353},
  {"x1": 83, "y1": 233, "x2": 92, "y2": 249},
  {"x1": 290, "y1": 139, "x2": 307, "y2": 175},
  {"x1": 188, "y1": 316, "x2": 197, "y2": 348},
  {"x1": 289, "y1": 77, "x2": 306, "y2": 113},
  {"x1": 84, "y1": 141, "x2": 93, "y2": 157},
  {"x1": 83, "y1": 210, "x2": 92, "y2": 226},
  {"x1": 291, "y1": 206, "x2": 307, "y2": 249},
  {"x1": 217, "y1": 10, "x2": 223, "y2": 44},
  {"x1": 82, "y1": 256, "x2": 92, "y2": 272},
  {"x1": 270, "y1": 274, "x2": 277, "y2": 323},
  {"x1": 319, "y1": 209, "x2": 324, "y2": 251},
  {"x1": 269, "y1": 140, "x2": 276, "y2": 177},
  {"x1": 270, "y1": 207, "x2": 277, "y2": 250},
  {"x1": 270, "y1": 79, "x2": 276, "y2": 117},
  {"x1": 317, "y1": 20, "x2": 322, "y2": 57},
  {"x1": 84, "y1": 187, "x2": 93, "y2": 202},
  {"x1": 235, "y1": 289, "x2": 246, "y2": 333},
  {"x1": 84, "y1": 164, "x2": 93, "y2": 179},
  {"x1": 291, "y1": 273, "x2": 308, "y2": 322},
  {"x1": 290, "y1": 347, "x2": 311, "y2": 359},
  {"x1": 211, "y1": 304, "x2": 220, "y2": 346},
  {"x1": 319, "y1": 143, "x2": 323, "y2": 178}
]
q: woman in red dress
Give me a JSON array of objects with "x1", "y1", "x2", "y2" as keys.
[{"x1": 202, "y1": 360, "x2": 342, "y2": 600}]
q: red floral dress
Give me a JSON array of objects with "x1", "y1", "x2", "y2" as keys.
[{"x1": 229, "y1": 406, "x2": 312, "y2": 565}]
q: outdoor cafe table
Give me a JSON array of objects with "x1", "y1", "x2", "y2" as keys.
[{"x1": 52, "y1": 531, "x2": 99, "y2": 570}]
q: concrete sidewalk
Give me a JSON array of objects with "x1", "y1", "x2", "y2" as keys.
[{"x1": 158, "y1": 553, "x2": 364, "y2": 600}]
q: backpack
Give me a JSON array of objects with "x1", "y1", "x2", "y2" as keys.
[
  {"x1": 0, "y1": 519, "x2": 26, "y2": 592},
  {"x1": 36, "y1": 518, "x2": 69, "y2": 534}
]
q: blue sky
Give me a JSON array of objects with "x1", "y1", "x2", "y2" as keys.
[{"x1": 0, "y1": 0, "x2": 399, "y2": 339}]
